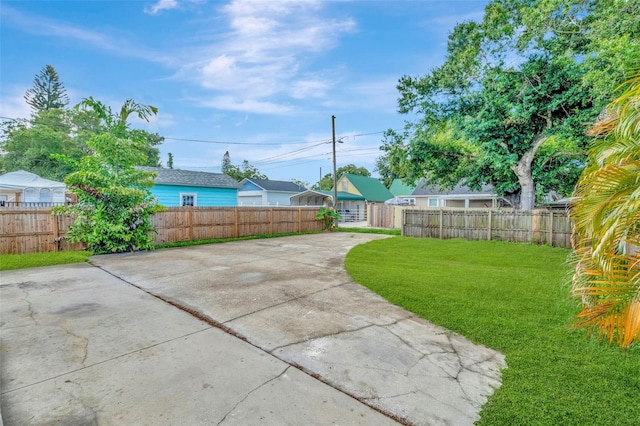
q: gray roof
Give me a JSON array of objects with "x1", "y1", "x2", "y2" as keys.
[
  {"x1": 412, "y1": 180, "x2": 495, "y2": 196},
  {"x1": 242, "y1": 178, "x2": 306, "y2": 192},
  {"x1": 138, "y1": 167, "x2": 240, "y2": 189}
]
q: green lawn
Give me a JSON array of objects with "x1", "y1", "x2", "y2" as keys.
[
  {"x1": 345, "y1": 237, "x2": 640, "y2": 426},
  {"x1": 0, "y1": 251, "x2": 93, "y2": 271}
]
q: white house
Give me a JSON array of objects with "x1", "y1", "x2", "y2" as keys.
[
  {"x1": 237, "y1": 178, "x2": 306, "y2": 206},
  {"x1": 0, "y1": 170, "x2": 66, "y2": 206}
]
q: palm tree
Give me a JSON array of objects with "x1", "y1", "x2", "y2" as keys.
[{"x1": 570, "y1": 72, "x2": 640, "y2": 348}]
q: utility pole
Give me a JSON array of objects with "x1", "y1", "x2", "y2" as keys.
[{"x1": 332, "y1": 115, "x2": 337, "y2": 211}]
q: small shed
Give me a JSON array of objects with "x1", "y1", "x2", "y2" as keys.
[{"x1": 0, "y1": 170, "x2": 66, "y2": 206}]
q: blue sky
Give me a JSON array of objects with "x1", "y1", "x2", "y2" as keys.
[{"x1": 1, "y1": 0, "x2": 488, "y2": 187}]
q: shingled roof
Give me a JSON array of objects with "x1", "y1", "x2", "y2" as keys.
[
  {"x1": 241, "y1": 178, "x2": 306, "y2": 192},
  {"x1": 412, "y1": 180, "x2": 495, "y2": 196},
  {"x1": 138, "y1": 167, "x2": 240, "y2": 189}
]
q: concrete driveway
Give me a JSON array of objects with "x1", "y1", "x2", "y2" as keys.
[{"x1": 1, "y1": 232, "x2": 505, "y2": 425}]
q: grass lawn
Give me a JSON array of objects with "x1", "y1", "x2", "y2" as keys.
[
  {"x1": 345, "y1": 237, "x2": 640, "y2": 426},
  {"x1": 0, "y1": 251, "x2": 93, "y2": 271}
]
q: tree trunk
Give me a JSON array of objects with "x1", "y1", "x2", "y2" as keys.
[{"x1": 511, "y1": 135, "x2": 548, "y2": 211}]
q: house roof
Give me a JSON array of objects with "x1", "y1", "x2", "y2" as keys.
[
  {"x1": 0, "y1": 170, "x2": 65, "y2": 190},
  {"x1": 241, "y1": 178, "x2": 306, "y2": 192},
  {"x1": 290, "y1": 189, "x2": 365, "y2": 201},
  {"x1": 138, "y1": 167, "x2": 240, "y2": 189},
  {"x1": 412, "y1": 180, "x2": 495, "y2": 197},
  {"x1": 388, "y1": 178, "x2": 416, "y2": 196},
  {"x1": 341, "y1": 174, "x2": 394, "y2": 202}
]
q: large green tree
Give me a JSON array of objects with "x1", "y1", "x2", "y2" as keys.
[
  {"x1": 313, "y1": 164, "x2": 370, "y2": 190},
  {"x1": 53, "y1": 98, "x2": 164, "y2": 254},
  {"x1": 382, "y1": 0, "x2": 638, "y2": 210},
  {"x1": 0, "y1": 109, "x2": 91, "y2": 181},
  {"x1": 24, "y1": 65, "x2": 69, "y2": 114},
  {"x1": 221, "y1": 151, "x2": 267, "y2": 181}
]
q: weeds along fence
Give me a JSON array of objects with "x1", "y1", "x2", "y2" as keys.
[
  {"x1": 0, "y1": 206, "x2": 324, "y2": 255},
  {"x1": 401, "y1": 208, "x2": 572, "y2": 248}
]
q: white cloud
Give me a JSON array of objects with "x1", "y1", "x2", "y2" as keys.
[
  {"x1": 177, "y1": 0, "x2": 356, "y2": 114},
  {"x1": 145, "y1": 0, "x2": 180, "y2": 15},
  {"x1": 200, "y1": 96, "x2": 292, "y2": 115},
  {"x1": 0, "y1": 86, "x2": 32, "y2": 120}
]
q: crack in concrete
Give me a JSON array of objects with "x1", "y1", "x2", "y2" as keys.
[
  {"x1": 222, "y1": 280, "x2": 352, "y2": 325},
  {"x1": 267, "y1": 322, "x2": 383, "y2": 354},
  {"x1": 57, "y1": 379, "x2": 99, "y2": 425},
  {"x1": 1, "y1": 326, "x2": 212, "y2": 396},
  {"x1": 17, "y1": 283, "x2": 39, "y2": 325},
  {"x1": 216, "y1": 366, "x2": 290, "y2": 426},
  {"x1": 59, "y1": 323, "x2": 90, "y2": 365}
]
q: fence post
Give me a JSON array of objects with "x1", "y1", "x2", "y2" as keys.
[
  {"x1": 234, "y1": 208, "x2": 239, "y2": 238},
  {"x1": 549, "y1": 211, "x2": 554, "y2": 247},
  {"x1": 439, "y1": 209, "x2": 443, "y2": 239},
  {"x1": 297, "y1": 208, "x2": 302, "y2": 232},
  {"x1": 50, "y1": 215, "x2": 59, "y2": 252},
  {"x1": 488, "y1": 209, "x2": 492, "y2": 241},
  {"x1": 532, "y1": 210, "x2": 540, "y2": 244},
  {"x1": 188, "y1": 207, "x2": 194, "y2": 241},
  {"x1": 269, "y1": 208, "x2": 273, "y2": 234}
]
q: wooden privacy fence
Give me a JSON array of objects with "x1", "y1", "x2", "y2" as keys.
[
  {"x1": 402, "y1": 208, "x2": 573, "y2": 248},
  {"x1": 0, "y1": 206, "x2": 324, "y2": 255}
]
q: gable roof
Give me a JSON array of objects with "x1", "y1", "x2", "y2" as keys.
[
  {"x1": 341, "y1": 174, "x2": 394, "y2": 202},
  {"x1": 291, "y1": 189, "x2": 365, "y2": 201},
  {"x1": 412, "y1": 180, "x2": 495, "y2": 196},
  {"x1": 388, "y1": 178, "x2": 416, "y2": 196},
  {"x1": 138, "y1": 167, "x2": 240, "y2": 189},
  {"x1": 241, "y1": 178, "x2": 306, "y2": 192},
  {"x1": 0, "y1": 170, "x2": 65, "y2": 190}
]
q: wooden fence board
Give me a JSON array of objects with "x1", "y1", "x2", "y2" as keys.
[
  {"x1": 399, "y1": 208, "x2": 572, "y2": 248},
  {"x1": 1, "y1": 206, "x2": 323, "y2": 254}
]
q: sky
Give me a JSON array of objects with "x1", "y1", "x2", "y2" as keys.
[{"x1": 1, "y1": 0, "x2": 489, "y2": 187}]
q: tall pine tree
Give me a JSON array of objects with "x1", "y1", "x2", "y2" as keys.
[{"x1": 24, "y1": 65, "x2": 69, "y2": 114}]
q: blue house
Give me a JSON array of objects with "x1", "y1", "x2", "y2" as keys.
[{"x1": 139, "y1": 167, "x2": 240, "y2": 207}]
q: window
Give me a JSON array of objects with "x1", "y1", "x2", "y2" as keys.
[
  {"x1": 428, "y1": 198, "x2": 438, "y2": 207},
  {"x1": 180, "y1": 193, "x2": 196, "y2": 207},
  {"x1": 341, "y1": 181, "x2": 348, "y2": 192},
  {"x1": 40, "y1": 188, "x2": 52, "y2": 203}
]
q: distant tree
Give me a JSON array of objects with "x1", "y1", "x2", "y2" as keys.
[
  {"x1": 222, "y1": 151, "x2": 232, "y2": 174},
  {"x1": 0, "y1": 109, "x2": 82, "y2": 181},
  {"x1": 167, "y1": 153, "x2": 174, "y2": 169},
  {"x1": 53, "y1": 98, "x2": 164, "y2": 254},
  {"x1": 290, "y1": 179, "x2": 309, "y2": 189},
  {"x1": 312, "y1": 164, "x2": 370, "y2": 190},
  {"x1": 24, "y1": 65, "x2": 69, "y2": 114},
  {"x1": 221, "y1": 151, "x2": 267, "y2": 181}
]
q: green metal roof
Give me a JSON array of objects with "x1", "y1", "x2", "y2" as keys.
[
  {"x1": 315, "y1": 189, "x2": 365, "y2": 201},
  {"x1": 388, "y1": 178, "x2": 416, "y2": 196},
  {"x1": 342, "y1": 174, "x2": 394, "y2": 202}
]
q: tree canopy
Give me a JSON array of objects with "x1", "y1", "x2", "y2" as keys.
[
  {"x1": 221, "y1": 151, "x2": 267, "y2": 181},
  {"x1": 1, "y1": 67, "x2": 163, "y2": 180},
  {"x1": 379, "y1": 0, "x2": 639, "y2": 209},
  {"x1": 313, "y1": 164, "x2": 370, "y2": 190},
  {"x1": 24, "y1": 65, "x2": 69, "y2": 114},
  {"x1": 53, "y1": 98, "x2": 164, "y2": 254}
]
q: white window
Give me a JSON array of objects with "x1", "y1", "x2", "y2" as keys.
[
  {"x1": 428, "y1": 198, "x2": 438, "y2": 207},
  {"x1": 180, "y1": 193, "x2": 197, "y2": 207},
  {"x1": 40, "y1": 188, "x2": 52, "y2": 203},
  {"x1": 341, "y1": 181, "x2": 348, "y2": 192}
]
